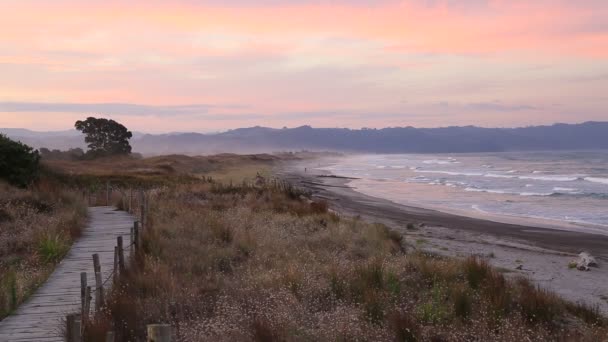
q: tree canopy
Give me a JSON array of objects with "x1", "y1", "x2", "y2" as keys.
[
  {"x1": 75, "y1": 117, "x2": 133, "y2": 157},
  {"x1": 0, "y1": 134, "x2": 40, "y2": 187}
]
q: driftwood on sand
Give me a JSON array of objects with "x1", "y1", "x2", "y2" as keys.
[{"x1": 575, "y1": 252, "x2": 598, "y2": 271}]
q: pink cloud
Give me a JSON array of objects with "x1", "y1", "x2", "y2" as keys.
[{"x1": 1, "y1": 1, "x2": 607, "y2": 131}]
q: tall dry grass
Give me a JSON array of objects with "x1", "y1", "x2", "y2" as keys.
[
  {"x1": 0, "y1": 176, "x2": 87, "y2": 318},
  {"x1": 87, "y1": 180, "x2": 606, "y2": 341}
]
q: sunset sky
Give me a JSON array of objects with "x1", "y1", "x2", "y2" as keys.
[{"x1": 1, "y1": 0, "x2": 607, "y2": 132}]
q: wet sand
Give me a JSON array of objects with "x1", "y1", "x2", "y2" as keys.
[{"x1": 277, "y1": 159, "x2": 608, "y2": 313}]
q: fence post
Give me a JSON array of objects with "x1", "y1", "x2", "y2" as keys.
[
  {"x1": 106, "y1": 181, "x2": 110, "y2": 206},
  {"x1": 134, "y1": 221, "x2": 140, "y2": 253},
  {"x1": 105, "y1": 331, "x2": 115, "y2": 342},
  {"x1": 66, "y1": 313, "x2": 82, "y2": 342},
  {"x1": 84, "y1": 286, "x2": 92, "y2": 318},
  {"x1": 130, "y1": 226, "x2": 134, "y2": 255},
  {"x1": 92, "y1": 253, "x2": 104, "y2": 313},
  {"x1": 129, "y1": 188, "x2": 133, "y2": 213},
  {"x1": 113, "y1": 246, "x2": 119, "y2": 282},
  {"x1": 80, "y1": 272, "x2": 87, "y2": 318},
  {"x1": 117, "y1": 236, "x2": 125, "y2": 273},
  {"x1": 147, "y1": 324, "x2": 172, "y2": 342}
]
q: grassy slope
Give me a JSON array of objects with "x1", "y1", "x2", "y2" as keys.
[
  {"x1": 46, "y1": 155, "x2": 607, "y2": 341},
  {"x1": 0, "y1": 174, "x2": 87, "y2": 319}
]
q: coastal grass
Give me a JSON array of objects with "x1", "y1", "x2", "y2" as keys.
[
  {"x1": 83, "y1": 168, "x2": 607, "y2": 341},
  {"x1": 0, "y1": 174, "x2": 87, "y2": 319}
]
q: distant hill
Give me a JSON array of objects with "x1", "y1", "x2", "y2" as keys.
[{"x1": 2, "y1": 122, "x2": 608, "y2": 155}]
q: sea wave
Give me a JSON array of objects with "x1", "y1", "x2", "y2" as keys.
[
  {"x1": 416, "y1": 170, "x2": 484, "y2": 177},
  {"x1": 422, "y1": 159, "x2": 458, "y2": 165},
  {"x1": 464, "y1": 187, "x2": 608, "y2": 199},
  {"x1": 417, "y1": 169, "x2": 582, "y2": 182},
  {"x1": 553, "y1": 187, "x2": 578, "y2": 192},
  {"x1": 518, "y1": 175, "x2": 581, "y2": 182},
  {"x1": 465, "y1": 187, "x2": 553, "y2": 196},
  {"x1": 585, "y1": 177, "x2": 608, "y2": 185}
]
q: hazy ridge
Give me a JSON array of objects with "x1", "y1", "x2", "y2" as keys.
[{"x1": 2, "y1": 121, "x2": 608, "y2": 155}]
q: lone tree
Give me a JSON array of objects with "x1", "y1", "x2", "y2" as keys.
[
  {"x1": 0, "y1": 134, "x2": 40, "y2": 187},
  {"x1": 75, "y1": 117, "x2": 133, "y2": 157}
]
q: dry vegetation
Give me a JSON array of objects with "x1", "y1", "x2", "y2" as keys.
[
  {"x1": 75, "y1": 156, "x2": 607, "y2": 341},
  {"x1": 0, "y1": 175, "x2": 87, "y2": 319}
]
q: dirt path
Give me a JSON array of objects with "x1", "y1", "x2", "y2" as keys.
[{"x1": 0, "y1": 207, "x2": 134, "y2": 342}]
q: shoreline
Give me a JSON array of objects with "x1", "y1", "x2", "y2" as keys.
[{"x1": 277, "y1": 159, "x2": 608, "y2": 313}]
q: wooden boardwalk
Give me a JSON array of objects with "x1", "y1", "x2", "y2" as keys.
[{"x1": 0, "y1": 207, "x2": 134, "y2": 342}]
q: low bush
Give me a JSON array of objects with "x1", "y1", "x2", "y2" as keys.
[{"x1": 0, "y1": 134, "x2": 40, "y2": 187}]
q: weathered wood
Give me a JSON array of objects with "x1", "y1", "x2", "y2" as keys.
[
  {"x1": 0, "y1": 207, "x2": 135, "y2": 340},
  {"x1": 147, "y1": 324, "x2": 172, "y2": 342},
  {"x1": 114, "y1": 246, "x2": 119, "y2": 282},
  {"x1": 134, "y1": 221, "x2": 140, "y2": 252},
  {"x1": 93, "y1": 253, "x2": 101, "y2": 273},
  {"x1": 95, "y1": 271, "x2": 104, "y2": 313},
  {"x1": 105, "y1": 330, "x2": 115, "y2": 342},
  {"x1": 66, "y1": 314, "x2": 82, "y2": 342},
  {"x1": 130, "y1": 226, "x2": 135, "y2": 255},
  {"x1": 84, "y1": 286, "x2": 92, "y2": 319},
  {"x1": 576, "y1": 251, "x2": 599, "y2": 271},
  {"x1": 117, "y1": 236, "x2": 125, "y2": 273},
  {"x1": 80, "y1": 272, "x2": 87, "y2": 318}
]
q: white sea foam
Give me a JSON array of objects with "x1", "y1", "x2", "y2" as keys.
[
  {"x1": 465, "y1": 187, "x2": 553, "y2": 196},
  {"x1": 553, "y1": 187, "x2": 578, "y2": 192},
  {"x1": 518, "y1": 175, "x2": 580, "y2": 182},
  {"x1": 422, "y1": 159, "x2": 457, "y2": 165},
  {"x1": 418, "y1": 169, "x2": 580, "y2": 182},
  {"x1": 484, "y1": 173, "x2": 515, "y2": 179},
  {"x1": 585, "y1": 177, "x2": 608, "y2": 185},
  {"x1": 416, "y1": 170, "x2": 484, "y2": 177}
]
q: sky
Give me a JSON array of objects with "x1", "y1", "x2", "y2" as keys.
[{"x1": 0, "y1": 0, "x2": 607, "y2": 133}]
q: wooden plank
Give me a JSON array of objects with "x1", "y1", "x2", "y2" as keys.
[{"x1": 0, "y1": 206, "x2": 134, "y2": 341}]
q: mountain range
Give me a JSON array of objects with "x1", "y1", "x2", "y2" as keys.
[{"x1": 2, "y1": 121, "x2": 607, "y2": 155}]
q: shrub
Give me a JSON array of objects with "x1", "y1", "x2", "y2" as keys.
[
  {"x1": 0, "y1": 134, "x2": 40, "y2": 187},
  {"x1": 37, "y1": 233, "x2": 69, "y2": 264}
]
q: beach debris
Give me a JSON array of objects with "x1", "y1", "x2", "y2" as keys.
[
  {"x1": 574, "y1": 252, "x2": 598, "y2": 271},
  {"x1": 515, "y1": 265, "x2": 523, "y2": 270}
]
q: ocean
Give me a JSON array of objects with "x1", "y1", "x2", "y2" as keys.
[{"x1": 318, "y1": 151, "x2": 608, "y2": 235}]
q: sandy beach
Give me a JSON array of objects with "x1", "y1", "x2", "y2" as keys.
[{"x1": 278, "y1": 158, "x2": 608, "y2": 313}]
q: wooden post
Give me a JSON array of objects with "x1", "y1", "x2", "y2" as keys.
[
  {"x1": 134, "y1": 221, "x2": 140, "y2": 252},
  {"x1": 129, "y1": 188, "x2": 133, "y2": 213},
  {"x1": 106, "y1": 181, "x2": 110, "y2": 206},
  {"x1": 93, "y1": 253, "x2": 100, "y2": 273},
  {"x1": 105, "y1": 331, "x2": 115, "y2": 342},
  {"x1": 84, "y1": 286, "x2": 92, "y2": 318},
  {"x1": 92, "y1": 253, "x2": 103, "y2": 313},
  {"x1": 66, "y1": 313, "x2": 82, "y2": 342},
  {"x1": 117, "y1": 236, "x2": 125, "y2": 273},
  {"x1": 95, "y1": 272, "x2": 103, "y2": 313},
  {"x1": 147, "y1": 324, "x2": 172, "y2": 342},
  {"x1": 80, "y1": 272, "x2": 87, "y2": 317},
  {"x1": 113, "y1": 246, "x2": 119, "y2": 282}
]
